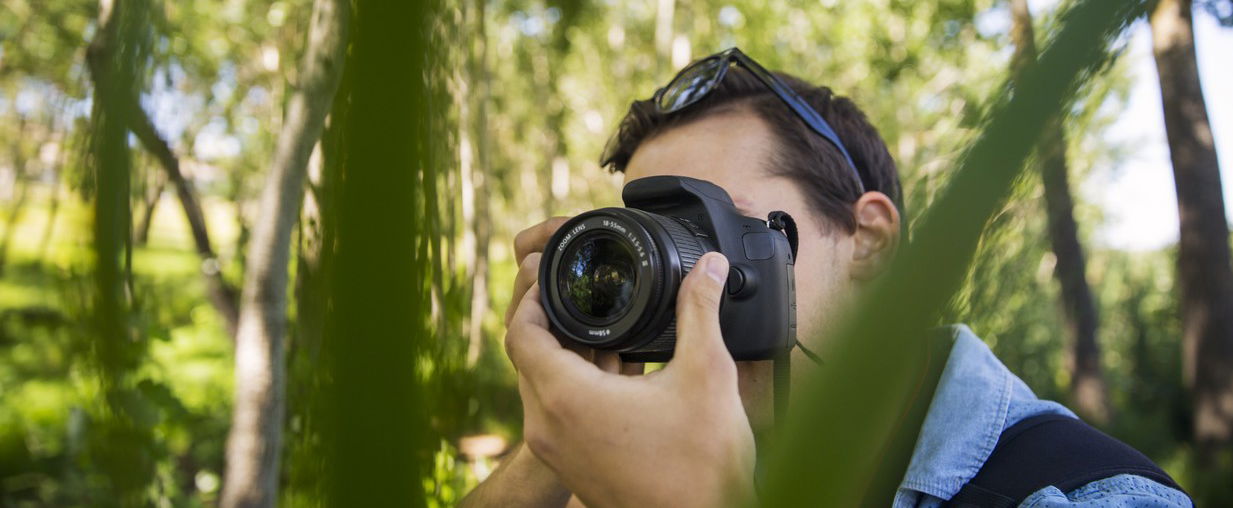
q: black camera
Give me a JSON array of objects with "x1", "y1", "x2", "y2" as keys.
[{"x1": 538, "y1": 176, "x2": 797, "y2": 362}]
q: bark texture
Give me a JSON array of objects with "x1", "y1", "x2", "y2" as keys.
[
  {"x1": 219, "y1": 0, "x2": 349, "y2": 505},
  {"x1": 1151, "y1": 0, "x2": 1233, "y2": 458},
  {"x1": 1009, "y1": 0, "x2": 1108, "y2": 423}
]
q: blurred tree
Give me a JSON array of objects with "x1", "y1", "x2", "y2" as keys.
[
  {"x1": 315, "y1": 1, "x2": 439, "y2": 505},
  {"x1": 1151, "y1": 0, "x2": 1233, "y2": 501},
  {"x1": 463, "y1": 0, "x2": 494, "y2": 368},
  {"x1": 0, "y1": 115, "x2": 32, "y2": 276},
  {"x1": 1198, "y1": 0, "x2": 1233, "y2": 24},
  {"x1": 220, "y1": 0, "x2": 349, "y2": 506},
  {"x1": 1009, "y1": 0, "x2": 1108, "y2": 423},
  {"x1": 131, "y1": 167, "x2": 165, "y2": 245},
  {"x1": 84, "y1": 0, "x2": 157, "y2": 502},
  {"x1": 121, "y1": 96, "x2": 241, "y2": 333}
]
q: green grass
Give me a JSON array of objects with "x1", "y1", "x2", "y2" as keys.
[{"x1": 0, "y1": 184, "x2": 238, "y2": 504}]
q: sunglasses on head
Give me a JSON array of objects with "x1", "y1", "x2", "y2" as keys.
[{"x1": 628, "y1": 47, "x2": 868, "y2": 194}]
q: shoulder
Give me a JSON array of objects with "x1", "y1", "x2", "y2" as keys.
[
  {"x1": 906, "y1": 326, "x2": 1192, "y2": 508},
  {"x1": 1021, "y1": 474, "x2": 1192, "y2": 507}
]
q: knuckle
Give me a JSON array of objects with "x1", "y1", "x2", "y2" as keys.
[
  {"x1": 523, "y1": 426, "x2": 556, "y2": 461},
  {"x1": 513, "y1": 226, "x2": 539, "y2": 259},
  {"x1": 688, "y1": 343, "x2": 736, "y2": 380},
  {"x1": 503, "y1": 329, "x2": 522, "y2": 362},
  {"x1": 539, "y1": 385, "x2": 577, "y2": 423},
  {"x1": 708, "y1": 357, "x2": 739, "y2": 384},
  {"x1": 519, "y1": 252, "x2": 541, "y2": 274},
  {"x1": 687, "y1": 282, "x2": 723, "y2": 311}
]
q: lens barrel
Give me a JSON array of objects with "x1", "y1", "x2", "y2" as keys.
[{"x1": 540, "y1": 208, "x2": 711, "y2": 352}]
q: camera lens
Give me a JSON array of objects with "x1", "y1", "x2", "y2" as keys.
[
  {"x1": 559, "y1": 234, "x2": 637, "y2": 323},
  {"x1": 540, "y1": 208, "x2": 710, "y2": 353}
]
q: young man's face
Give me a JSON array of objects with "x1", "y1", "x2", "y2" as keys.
[{"x1": 622, "y1": 106, "x2": 884, "y2": 431}]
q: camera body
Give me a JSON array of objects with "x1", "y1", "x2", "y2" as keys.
[{"x1": 539, "y1": 175, "x2": 796, "y2": 362}]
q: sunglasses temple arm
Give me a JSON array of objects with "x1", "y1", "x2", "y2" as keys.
[{"x1": 731, "y1": 51, "x2": 865, "y2": 192}]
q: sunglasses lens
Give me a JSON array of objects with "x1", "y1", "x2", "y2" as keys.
[{"x1": 656, "y1": 57, "x2": 726, "y2": 112}]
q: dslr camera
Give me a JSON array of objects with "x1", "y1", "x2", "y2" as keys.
[{"x1": 538, "y1": 175, "x2": 797, "y2": 362}]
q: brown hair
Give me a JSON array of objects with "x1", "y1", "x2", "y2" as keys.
[{"x1": 601, "y1": 67, "x2": 902, "y2": 233}]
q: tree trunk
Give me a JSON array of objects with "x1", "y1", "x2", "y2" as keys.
[
  {"x1": 85, "y1": 0, "x2": 156, "y2": 501},
  {"x1": 1010, "y1": 0, "x2": 1108, "y2": 423},
  {"x1": 219, "y1": 0, "x2": 349, "y2": 505},
  {"x1": 1151, "y1": 0, "x2": 1233, "y2": 461},
  {"x1": 654, "y1": 0, "x2": 675, "y2": 73},
  {"x1": 465, "y1": 0, "x2": 493, "y2": 367},
  {"x1": 529, "y1": 50, "x2": 560, "y2": 219},
  {"x1": 0, "y1": 116, "x2": 32, "y2": 277},
  {"x1": 37, "y1": 167, "x2": 62, "y2": 259},
  {"x1": 1041, "y1": 128, "x2": 1108, "y2": 423},
  {"x1": 0, "y1": 167, "x2": 30, "y2": 277},
  {"x1": 133, "y1": 170, "x2": 165, "y2": 245},
  {"x1": 37, "y1": 128, "x2": 71, "y2": 260},
  {"x1": 124, "y1": 102, "x2": 240, "y2": 334}
]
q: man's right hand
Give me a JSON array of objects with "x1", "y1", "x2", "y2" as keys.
[
  {"x1": 504, "y1": 217, "x2": 571, "y2": 327},
  {"x1": 463, "y1": 217, "x2": 640, "y2": 508}
]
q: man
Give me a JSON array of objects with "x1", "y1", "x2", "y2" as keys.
[{"x1": 463, "y1": 49, "x2": 1191, "y2": 507}]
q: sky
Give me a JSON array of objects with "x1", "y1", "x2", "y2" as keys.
[{"x1": 1082, "y1": 12, "x2": 1233, "y2": 251}]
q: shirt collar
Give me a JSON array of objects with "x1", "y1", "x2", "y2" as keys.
[{"x1": 895, "y1": 324, "x2": 1016, "y2": 501}]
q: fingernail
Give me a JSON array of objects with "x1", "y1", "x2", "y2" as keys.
[{"x1": 703, "y1": 253, "x2": 728, "y2": 283}]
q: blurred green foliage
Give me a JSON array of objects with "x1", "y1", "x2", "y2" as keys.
[
  {"x1": 765, "y1": 2, "x2": 1148, "y2": 505},
  {"x1": 0, "y1": 0, "x2": 1226, "y2": 505}
]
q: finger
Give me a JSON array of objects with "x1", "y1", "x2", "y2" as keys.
[
  {"x1": 513, "y1": 217, "x2": 571, "y2": 266},
  {"x1": 505, "y1": 282, "x2": 597, "y2": 388},
  {"x1": 592, "y1": 350, "x2": 645, "y2": 376},
  {"x1": 669, "y1": 252, "x2": 735, "y2": 378},
  {"x1": 505, "y1": 252, "x2": 542, "y2": 326},
  {"x1": 516, "y1": 376, "x2": 552, "y2": 459},
  {"x1": 595, "y1": 351, "x2": 621, "y2": 374},
  {"x1": 563, "y1": 342, "x2": 595, "y2": 362},
  {"x1": 619, "y1": 360, "x2": 646, "y2": 376}
]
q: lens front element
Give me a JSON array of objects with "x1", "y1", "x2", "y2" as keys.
[
  {"x1": 560, "y1": 234, "x2": 638, "y2": 323},
  {"x1": 541, "y1": 208, "x2": 704, "y2": 351}
]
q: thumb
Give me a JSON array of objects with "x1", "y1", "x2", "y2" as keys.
[{"x1": 671, "y1": 252, "x2": 734, "y2": 374}]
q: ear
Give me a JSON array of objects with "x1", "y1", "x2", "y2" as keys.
[{"x1": 849, "y1": 192, "x2": 900, "y2": 281}]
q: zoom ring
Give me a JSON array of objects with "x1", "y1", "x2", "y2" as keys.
[
  {"x1": 638, "y1": 215, "x2": 711, "y2": 355},
  {"x1": 649, "y1": 214, "x2": 707, "y2": 276}
]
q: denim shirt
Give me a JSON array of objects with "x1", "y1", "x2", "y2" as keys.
[{"x1": 893, "y1": 325, "x2": 1192, "y2": 507}]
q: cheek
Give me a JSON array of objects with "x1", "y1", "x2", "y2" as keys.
[
  {"x1": 792, "y1": 236, "x2": 850, "y2": 343},
  {"x1": 793, "y1": 261, "x2": 827, "y2": 337}
]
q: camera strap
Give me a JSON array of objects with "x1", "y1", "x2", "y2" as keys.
[
  {"x1": 755, "y1": 351, "x2": 793, "y2": 497},
  {"x1": 773, "y1": 350, "x2": 791, "y2": 427},
  {"x1": 768, "y1": 211, "x2": 822, "y2": 365},
  {"x1": 766, "y1": 210, "x2": 800, "y2": 430},
  {"x1": 767, "y1": 211, "x2": 799, "y2": 259}
]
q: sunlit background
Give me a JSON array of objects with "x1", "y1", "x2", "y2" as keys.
[{"x1": 1, "y1": 0, "x2": 1230, "y2": 505}]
